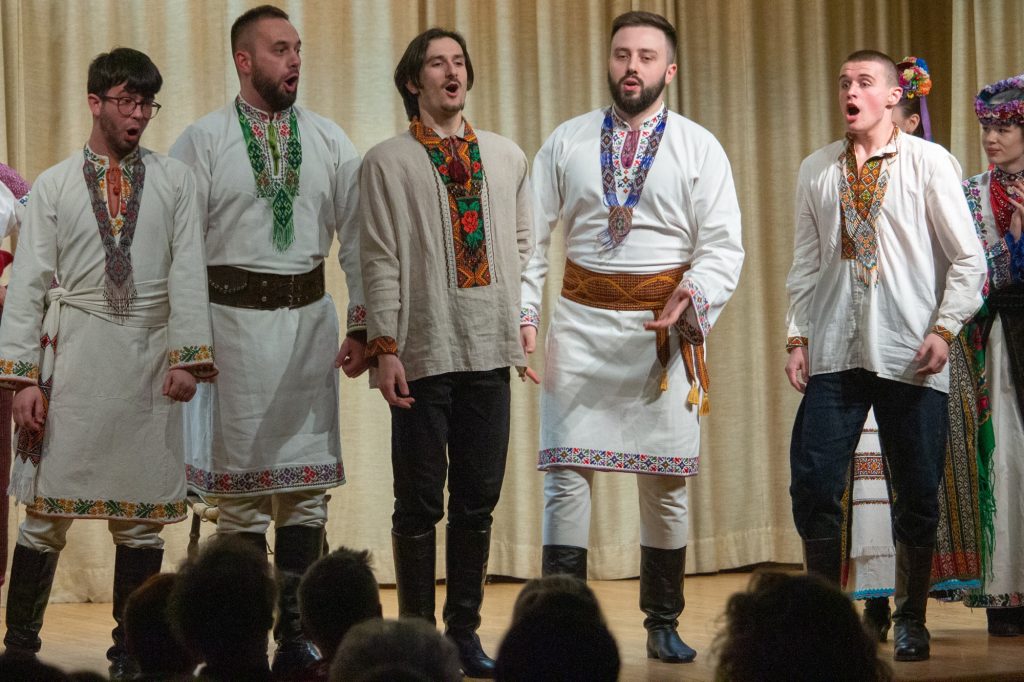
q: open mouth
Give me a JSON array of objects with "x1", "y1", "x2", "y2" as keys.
[
  {"x1": 846, "y1": 104, "x2": 860, "y2": 116},
  {"x1": 126, "y1": 126, "x2": 141, "y2": 138},
  {"x1": 445, "y1": 82, "x2": 460, "y2": 94},
  {"x1": 284, "y1": 75, "x2": 299, "y2": 90}
]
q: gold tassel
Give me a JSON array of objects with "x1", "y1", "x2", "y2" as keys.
[
  {"x1": 700, "y1": 392, "x2": 710, "y2": 416},
  {"x1": 660, "y1": 368, "x2": 669, "y2": 392},
  {"x1": 687, "y1": 381, "x2": 700, "y2": 406}
]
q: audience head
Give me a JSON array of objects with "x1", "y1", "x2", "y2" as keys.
[
  {"x1": 510, "y1": 574, "x2": 605, "y2": 626},
  {"x1": 169, "y1": 534, "x2": 277, "y2": 667},
  {"x1": 299, "y1": 546, "x2": 383, "y2": 658},
  {"x1": 496, "y1": 608, "x2": 619, "y2": 682},
  {"x1": 0, "y1": 653, "x2": 70, "y2": 681},
  {"x1": 330, "y1": 618, "x2": 462, "y2": 682},
  {"x1": 125, "y1": 572, "x2": 198, "y2": 676},
  {"x1": 713, "y1": 571, "x2": 892, "y2": 682}
]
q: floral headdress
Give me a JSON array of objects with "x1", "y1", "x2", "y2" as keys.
[
  {"x1": 896, "y1": 55, "x2": 932, "y2": 141},
  {"x1": 976, "y1": 73, "x2": 1024, "y2": 127}
]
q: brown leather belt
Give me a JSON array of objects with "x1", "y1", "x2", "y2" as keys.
[
  {"x1": 559, "y1": 259, "x2": 710, "y2": 414},
  {"x1": 207, "y1": 262, "x2": 325, "y2": 310}
]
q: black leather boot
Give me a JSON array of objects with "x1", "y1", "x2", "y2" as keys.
[
  {"x1": 392, "y1": 528, "x2": 437, "y2": 623},
  {"x1": 893, "y1": 542, "x2": 933, "y2": 661},
  {"x1": 443, "y1": 526, "x2": 495, "y2": 679},
  {"x1": 541, "y1": 545, "x2": 588, "y2": 581},
  {"x1": 863, "y1": 597, "x2": 892, "y2": 642},
  {"x1": 987, "y1": 607, "x2": 1023, "y2": 637},
  {"x1": 803, "y1": 537, "x2": 841, "y2": 586},
  {"x1": 271, "y1": 525, "x2": 324, "y2": 678},
  {"x1": 233, "y1": 530, "x2": 269, "y2": 556},
  {"x1": 3, "y1": 544, "x2": 60, "y2": 657},
  {"x1": 107, "y1": 545, "x2": 164, "y2": 680},
  {"x1": 640, "y1": 546, "x2": 696, "y2": 664}
]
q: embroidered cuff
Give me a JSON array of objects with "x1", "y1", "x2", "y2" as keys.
[
  {"x1": 929, "y1": 326, "x2": 955, "y2": 346},
  {"x1": 786, "y1": 336, "x2": 809, "y2": 352},
  {"x1": 674, "y1": 278, "x2": 709, "y2": 344},
  {"x1": 367, "y1": 336, "x2": 398, "y2": 358},
  {"x1": 0, "y1": 358, "x2": 40, "y2": 382},
  {"x1": 169, "y1": 345, "x2": 218, "y2": 381},
  {"x1": 347, "y1": 304, "x2": 367, "y2": 332},
  {"x1": 520, "y1": 305, "x2": 540, "y2": 328}
]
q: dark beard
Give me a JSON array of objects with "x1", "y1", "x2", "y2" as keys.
[
  {"x1": 252, "y1": 66, "x2": 296, "y2": 112},
  {"x1": 607, "y1": 72, "x2": 666, "y2": 116}
]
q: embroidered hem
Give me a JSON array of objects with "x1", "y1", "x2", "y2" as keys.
[
  {"x1": 185, "y1": 462, "x2": 345, "y2": 495},
  {"x1": 538, "y1": 447, "x2": 698, "y2": 477},
  {"x1": 963, "y1": 592, "x2": 1024, "y2": 608},
  {"x1": 521, "y1": 305, "x2": 540, "y2": 327},
  {"x1": 27, "y1": 496, "x2": 188, "y2": 522}
]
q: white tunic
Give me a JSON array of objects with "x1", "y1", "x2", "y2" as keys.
[
  {"x1": 0, "y1": 148, "x2": 215, "y2": 521},
  {"x1": 786, "y1": 133, "x2": 986, "y2": 393},
  {"x1": 521, "y1": 107, "x2": 744, "y2": 476},
  {"x1": 170, "y1": 99, "x2": 363, "y2": 497}
]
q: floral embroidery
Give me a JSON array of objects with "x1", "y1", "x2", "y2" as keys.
[
  {"x1": 964, "y1": 592, "x2": 1024, "y2": 608},
  {"x1": 29, "y1": 496, "x2": 188, "y2": 522},
  {"x1": 186, "y1": 462, "x2": 345, "y2": 494},
  {"x1": 929, "y1": 325, "x2": 955, "y2": 345},
  {"x1": 520, "y1": 305, "x2": 540, "y2": 327},
  {"x1": 347, "y1": 304, "x2": 367, "y2": 329},
  {"x1": 366, "y1": 336, "x2": 398, "y2": 357},
  {"x1": 677, "y1": 277, "x2": 709, "y2": 342},
  {"x1": 0, "y1": 358, "x2": 40, "y2": 380},
  {"x1": 838, "y1": 129, "x2": 898, "y2": 287},
  {"x1": 964, "y1": 175, "x2": 1010, "y2": 291},
  {"x1": 786, "y1": 336, "x2": 809, "y2": 351},
  {"x1": 410, "y1": 117, "x2": 491, "y2": 288},
  {"x1": 168, "y1": 345, "x2": 214, "y2": 366},
  {"x1": 236, "y1": 97, "x2": 302, "y2": 252},
  {"x1": 538, "y1": 447, "x2": 698, "y2": 477}
]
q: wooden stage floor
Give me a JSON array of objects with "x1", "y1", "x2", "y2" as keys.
[{"x1": 7, "y1": 569, "x2": 1024, "y2": 681}]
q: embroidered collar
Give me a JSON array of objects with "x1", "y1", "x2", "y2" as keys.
[
  {"x1": 992, "y1": 166, "x2": 1024, "y2": 186},
  {"x1": 839, "y1": 127, "x2": 901, "y2": 163},
  {"x1": 610, "y1": 105, "x2": 666, "y2": 132},
  {"x1": 83, "y1": 145, "x2": 141, "y2": 174},
  {"x1": 236, "y1": 95, "x2": 293, "y2": 124}
]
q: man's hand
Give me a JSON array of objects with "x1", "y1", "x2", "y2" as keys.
[
  {"x1": 13, "y1": 386, "x2": 46, "y2": 431},
  {"x1": 163, "y1": 368, "x2": 198, "y2": 402},
  {"x1": 914, "y1": 333, "x2": 949, "y2": 376},
  {"x1": 518, "y1": 325, "x2": 540, "y2": 384},
  {"x1": 335, "y1": 335, "x2": 369, "y2": 378},
  {"x1": 785, "y1": 347, "x2": 809, "y2": 393},
  {"x1": 377, "y1": 353, "x2": 415, "y2": 408},
  {"x1": 644, "y1": 286, "x2": 691, "y2": 331}
]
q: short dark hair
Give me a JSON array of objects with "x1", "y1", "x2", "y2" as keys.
[
  {"x1": 393, "y1": 28, "x2": 474, "y2": 121},
  {"x1": 895, "y1": 95, "x2": 925, "y2": 138},
  {"x1": 496, "y1": 610, "x2": 620, "y2": 682},
  {"x1": 511, "y1": 574, "x2": 605, "y2": 626},
  {"x1": 87, "y1": 47, "x2": 162, "y2": 98},
  {"x1": 125, "y1": 573, "x2": 197, "y2": 675},
  {"x1": 330, "y1": 619, "x2": 462, "y2": 682},
  {"x1": 231, "y1": 4, "x2": 289, "y2": 52},
  {"x1": 843, "y1": 50, "x2": 900, "y2": 88},
  {"x1": 299, "y1": 547, "x2": 382, "y2": 658},
  {"x1": 611, "y1": 11, "x2": 678, "y2": 62}
]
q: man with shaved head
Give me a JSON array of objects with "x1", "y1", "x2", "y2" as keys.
[
  {"x1": 785, "y1": 49, "x2": 986, "y2": 661},
  {"x1": 170, "y1": 5, "x2": 365, "y2": 675}
]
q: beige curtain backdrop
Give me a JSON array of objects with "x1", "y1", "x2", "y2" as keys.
[{"x1": 1, "y1": 0, "x2": 1022, "y2": 603}]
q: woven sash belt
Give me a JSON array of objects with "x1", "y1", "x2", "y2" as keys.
[
  {"x1": 207, "y1": 262, "x2": 325, "y2": 310},
  {"x1": 560, "y1": 259, "x2": 710, "y2": 414}
]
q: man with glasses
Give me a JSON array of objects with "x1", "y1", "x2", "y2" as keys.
[
  {"x1": 169, "y1": 5, "x2": 364, "y2": 675},
  {"x1": 0, "y1": 47, "x2": 216, "y2": 678}
]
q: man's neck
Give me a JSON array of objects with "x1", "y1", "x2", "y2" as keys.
[
  {"x1": 848, "y1": 121, "x2": 896, "y2": 162},
  {"x1": 238, "y1": 85, "x2": 277, "y2": 115},
  {"x1": 419, "y1": 108, "x2": 464, "y2": 137},
  {"x1": 86, "y1": 132, "x2": 129, "y2": 166},
  {"x1": 613, "y1": 99, "x2": 664, "y2": 131}
]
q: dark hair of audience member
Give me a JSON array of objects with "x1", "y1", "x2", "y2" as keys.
[
  {"x1": 713, "y1": 571, "x2": 893, "y2": 682},
  {"x1": 0, "y1": 653, "x2": 71, "y2": 681},
  {"x1": 299, "y1": 547, "x2": 382, "y2": 660},
  {"x1": 330, "y1": 618, "x2": 462, "y2": 682},
  {"x1": 510, "y1": 574, "x2": 605, "y2": 626},
  {"x1": 125, "y1": 572, "x2": 198, "y2": 677},
  {"x1": 496, "y1": 608, "x2": 620, "y2": 682},
  {"x1": 168, "y1": 534, "x2": 277, "y2": 677}
]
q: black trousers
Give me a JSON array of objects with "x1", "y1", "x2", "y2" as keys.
[{"x1": 391, "y1": 368, "x2": 511, "y2": 535}]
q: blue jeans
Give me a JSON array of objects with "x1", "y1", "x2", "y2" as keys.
[{"x1": 790, "y1": 369, "x2": 948, "y2": 547}]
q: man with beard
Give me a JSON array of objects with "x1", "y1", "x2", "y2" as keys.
[
  {"x1": 169, "y1": 5, "x2": 365, "y2": 676},
  {"x1": 359, "y1": 28, "x2": 534, "y2": 678},
  {"x1": 0, "y1": 48, "x2": 216, "y2": 678},
  {"x1": 520, "y1": 10, "x2": 743, "y2": 664},
  {"x1": 785, "y1": 51, "x2": 985, "y2": 661}
]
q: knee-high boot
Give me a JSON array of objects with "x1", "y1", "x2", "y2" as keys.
[
  {"x1": 640, "y1": 546, "x2": 696, "y2": 664},
  {"x1": 392, "y1": 528, "x2": 437, "y2": 623},
  {"x1": 2, "y1": 544, "x2": 60, "y2": 657},
  {"x1": 443, "y1": 526, "x2": 495, "y2": 679},
  {"x1": 107, "y1": 545, "x2": 164, "y2": 680},
  {"x1": 893, "y1": 541, "x2": 933, "y2": 662},
  {"x1": 802, "y1": 537, "x2": 842, "y2": 586},
  {"x1": 271, "y1": 525, "x2": 324, "y2": 677},
  {"x1": 541, "y1": 545, "x2": 588, "y2": 581}
]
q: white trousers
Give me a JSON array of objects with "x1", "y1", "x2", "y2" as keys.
[
  {"x1": 543, "y1": 468, "x2": 689, "y2": 550},
  {"x1": 17, "y1": 513, "x2": 165, "y2": 553},
  {"x1": 211, "y1": 489, "x2": 328, "y2": 534}
]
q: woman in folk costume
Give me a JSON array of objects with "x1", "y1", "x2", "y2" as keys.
[
  {"x1": 962, "y1": 73, "x2": 1024, "y2": 636},
  {"x1": 845, "y1": 57, "x2": 985, "y2": 642}
]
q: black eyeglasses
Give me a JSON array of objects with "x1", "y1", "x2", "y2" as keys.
[{"x1": 100, "y1": 95, "x2": 162, "y2": 119}]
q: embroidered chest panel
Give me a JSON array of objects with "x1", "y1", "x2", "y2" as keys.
[{"x1": 964, "y1": 175, "x2": 1010, "y2": 291}]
